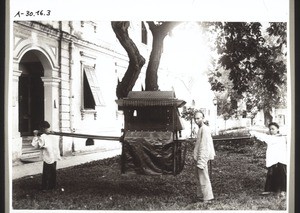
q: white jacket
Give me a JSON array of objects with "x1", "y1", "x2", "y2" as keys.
[
  {"x1": 32, "y1": 134, "x2": 61, "y2": 164},
  {"x1": 193, "y1": 124, "x2": 216, "y2": 169},
  {"x1": 250, "y1": 131, "x2": 287, "y2": 167}
]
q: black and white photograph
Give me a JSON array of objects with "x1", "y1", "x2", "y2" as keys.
[{"x1": 5, "y1": 0, "x2": 294, "y2": 212}]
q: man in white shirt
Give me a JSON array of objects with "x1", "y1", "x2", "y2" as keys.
[
  {"x1": 32, "y1": 121, "x2": 61, "y2": 190},
  {"x1": 193, "y1": 111, "x2": 216, "y2": 202},
  {"x1": 250, "y1": 122, "x2": 287, "y2": 195}
]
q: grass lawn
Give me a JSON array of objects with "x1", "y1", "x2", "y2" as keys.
[{"x1": 12, "y1": 138, "x2": 287, "y2": 210}]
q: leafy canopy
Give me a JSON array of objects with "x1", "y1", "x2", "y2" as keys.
[{"x1": 206, "y1": 22, "x2": 287, "y2": 118}]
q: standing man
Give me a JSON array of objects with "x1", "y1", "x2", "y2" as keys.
[
  {"x1": 32, "y1": 121, "x2": 61, "y2": 190},
  {"x1": 193, "y1": 111, "x2": 216, "y2": 202}
]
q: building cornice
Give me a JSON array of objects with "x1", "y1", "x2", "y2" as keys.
[{"x1": 14, "y1": 21, "x2": 129, "y2": 61}]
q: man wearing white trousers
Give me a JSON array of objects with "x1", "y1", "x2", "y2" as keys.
[{"x1": 193, "y1": 111, "x2": 216, "y2": 202}]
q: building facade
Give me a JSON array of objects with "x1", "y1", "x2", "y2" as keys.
[{"x1": 11, "y1": 21, "x2": 154, "y2": 161}]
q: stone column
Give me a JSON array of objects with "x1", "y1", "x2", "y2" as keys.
[
  {"x1": 41, "y1": 77, "x2": 61, "y2": 132},
  {"x1": 12, "y1": 69, "x2": 23, "y2": 160}
]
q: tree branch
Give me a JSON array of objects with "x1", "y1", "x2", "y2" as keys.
[{"x1": 111, "y1": 21, "x2": 145, "y2": 98}]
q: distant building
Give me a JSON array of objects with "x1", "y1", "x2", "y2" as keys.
[{"x1": 215, "y1": 98, "x2": 288, "y2": 133}]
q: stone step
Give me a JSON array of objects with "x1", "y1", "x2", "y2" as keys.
[
  {"x1": 23, "y1": 137, "x2": 33, "y2": 141},
  {"x1": 22, "y1": 147, "x2": 40, "y2": 153},
  {"x1": 20, "y1": 156, "x2": 42, "y2": 163},
  {"x1": 20, "y1": 152, "x2": 41, "y2": 161},
  {"x1": 22, "y1": 143, "x2": 33, "y2": 148},
  {"x1": 21, "y1": 136, "x2": 42, "y2": 163}
]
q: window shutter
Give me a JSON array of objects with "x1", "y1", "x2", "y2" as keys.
[{"x1": 83, "y1": 66, "x2": 105, "y2": 106}]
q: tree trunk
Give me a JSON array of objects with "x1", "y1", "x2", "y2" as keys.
[
  {"x1": 145, "y1": 22, "x2": 181, "y2": 91},
  {"x1": 145, "y1": 35, "x2": 164, "y2": 91},
  {"x1": 263, "y1": 108, "x2": 273, "y2": 126},
  {"x1": 111, "y1": 22, "x2": 145, "y2": 99},
  {"x1": 190, "y1": 119, "x2": 193, "y2": 138}
]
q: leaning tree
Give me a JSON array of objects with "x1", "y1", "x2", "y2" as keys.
[
  {"x1": 112, "y1": 21, "x2": 287, "y2": 127},
  {"x1": 144, "y1": 21, "x2": 181, "y2": 91},
  {"x1": 111, "y1": 22, "x2": 146, "y2": 99},
  {"x1": 112, "y1": 21, "x2": 181, "y2": 98}
]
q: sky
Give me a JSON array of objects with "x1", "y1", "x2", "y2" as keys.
[
  {"x1": 164, "y1": 22, "x2": 211, "y2": 76},
  {"x1": 162, "y1": 22, "x2": 216, "y2": 108}
]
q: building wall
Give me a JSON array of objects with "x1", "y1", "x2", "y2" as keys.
[
  {"x1": 11, "y1": 21, "x2": 152, "y2": 161},
  {"x1": 12, "y1": 21, "x2": 62, "y2": 160}
]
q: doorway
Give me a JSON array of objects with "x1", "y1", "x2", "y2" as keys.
[{"x1": 19, "y1": 52, "x2": 45, "y2": 136}]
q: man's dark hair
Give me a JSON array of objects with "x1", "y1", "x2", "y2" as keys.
[
  {"x1": 195, "y1": 111, "x2": 205, "y2": 118},
  {"x1": 268, "y1": 122, "x2": 280, "y2": 129},
  {"x1": 39, "y1": 121, "x2": 50, "y2": 130}
]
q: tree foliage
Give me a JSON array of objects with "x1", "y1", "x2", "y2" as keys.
[
  {"x1": 181, "y1": 106, "x2": 199, "y2": 138},
  {"x1": 112, "y1": 21, "x2": 287, "y2": 126},
  {"x1": 206, "y1": 22, "x2": 287, "y2": 124}
]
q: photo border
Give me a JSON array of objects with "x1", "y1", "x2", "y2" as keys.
[{"x1": 5, "y1": 0, "x2": 295, "y2": 212}]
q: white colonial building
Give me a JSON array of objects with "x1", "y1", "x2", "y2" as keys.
[{"x1": 11, "y1": 21, "x2": 156, "y2": 161}]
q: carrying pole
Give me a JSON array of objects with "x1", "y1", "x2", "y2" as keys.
[{"x1": 49, "y1": 131, "x2": 120, "y2": 141}]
